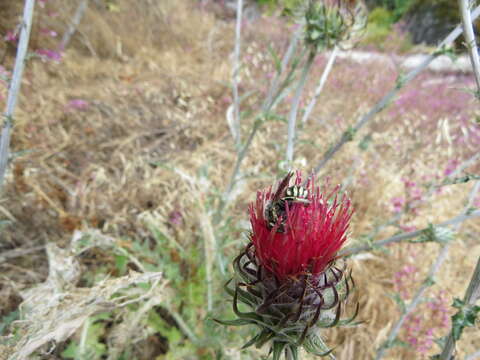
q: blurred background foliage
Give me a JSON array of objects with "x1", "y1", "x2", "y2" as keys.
[{"x1": 254, "y1": 0, "x2": 478, "y2": 49}]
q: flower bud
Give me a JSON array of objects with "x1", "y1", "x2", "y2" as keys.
[{"x1": 302, "y1": 0, "x2": 366, "y2": 50}]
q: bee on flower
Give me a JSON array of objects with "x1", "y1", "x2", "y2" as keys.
[{"x1": 216, "y1": 172, "x2": 359, "y2": 359}]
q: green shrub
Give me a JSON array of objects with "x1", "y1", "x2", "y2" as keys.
[
  {"x1": 367, "y1": 0, "x2": 416, "y2": 20},
  {"x1": 368, "y1": 7, "x2": 395, "y2": 28},
  {"x1": 363, "y1": 22, "x2": 392, "y2": 46},
  {"x1": 363, "y1": 7, "x2": 394, "y2": 46}
]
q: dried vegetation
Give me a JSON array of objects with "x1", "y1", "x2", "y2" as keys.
[{"x1": 0, "y1": 0, "x2": 479, "y2": 359}]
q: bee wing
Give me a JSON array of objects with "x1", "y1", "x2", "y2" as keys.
[{"x1": 271, "y1": 172, "x2": 293, "y2": 202}]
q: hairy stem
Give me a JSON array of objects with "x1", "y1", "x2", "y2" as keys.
[
  {"x1": 301, "y1": 46, "x2": 338, "y2": 125},
  {"x1": 339, "y1": 209, "x2": 480, "y2": 257},
  {"x1": 218, "y1": 29, "x2": 302, "y2": 216},
  {"x1": 264, "y1": 27, "x2": 303, "y2": 112},
  {"x1": 458, "y1": 0, "x2": 480, "y2": 92},
  {"x1": 286, "y1": 51, "x2": 315, "y2": 167},
  {"x1": 231, "y1": 0, "x2": 243, "y2": 148},
  {"x1": 439, "y1": 245, "x2": 480, "y2": 359},
  {"x1": 59, "y1": 0, "x2": 89, "y2": 51},
  {"x1": 0, "y1": 0, "x2": 35, "y2": 188}
]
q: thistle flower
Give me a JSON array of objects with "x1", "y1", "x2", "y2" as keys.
[
  {"x1": 217, "y1": 172, "x2": 358, "y2": 359},
  {"x1": 301, "y1": 0, "x2": 366, "y2": 50}
]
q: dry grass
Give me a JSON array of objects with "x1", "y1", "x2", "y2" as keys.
[{"x1": 0, "y1": 0, "x2": 479, "y2": 359}]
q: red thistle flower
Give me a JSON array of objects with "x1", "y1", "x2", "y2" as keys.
[
  {"x1": 216, "y1": 172, "x2": 359, "y2": 359},
  {"x1": 250, "y1": 172, "x2": 353, "y2": 280}
]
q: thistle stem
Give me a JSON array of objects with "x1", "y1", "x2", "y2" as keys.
[
  {"x1": 286, "y1": 50, "x2": 316, "y2": 168},
  {"x1": 217, "y1": 28, "x2": 302, "y2": 217},
  {"x1": 439, "y1": 217, "x2": 480, "y2": 359},
  {"x1": 439, "y1": 256, "x2": 480, "y2": 359},
  {"x1": 311, "y1": 5, "x2": 480, "y2": 177},
  {"x1": 264, "y1": 27, "x2": 303, "y2": 113},
  {"x1": 231, "y1": 0, "x2": 243, "y2": 148},
  {"x1": 339, "y1": 209, "x2": 480, "y2": 257},
  {"x1": 59, "y1": 0, "x2": 89, "y2": 51},
  {"x1": 301, "y1": 46, "x2": 338, "y2": 125},
  {"x1": 438, "y1": 2, "x2": 480, "y2": 355},
  {"x1": 458, "y1": 0, "x2": 480, "y2": 92},
  {"x1": 0, "y1": 0, "x2": 35, "y2": 188}
]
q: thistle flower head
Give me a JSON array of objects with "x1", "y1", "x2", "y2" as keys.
[
  {"x1": 217, "y1": 172, "x2": 359, "y2": 359},
  {"x1": 250, "y1": 171, "x2": 352, "y2": 280},
  {"x1": 300, "y1": 0, "x2": 366, "y2": 50}
]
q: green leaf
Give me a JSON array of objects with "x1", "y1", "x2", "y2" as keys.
[
  {"x1": 241, "y1": 332, "x2": 262, "y2": 349},
  {"x1": 451, "y1": 298, "x2": 480, "y2": 340},
  {"x1": 358, "y1": 134, "x2": 372, "y2": 151},
  {"x1": 287, "y1": 345, "x2": 299, "y2": 360},
  {"x1": 380, "y1": 338, "x2": 410, "y2": 350},
  {"x1": 395, "y1": 73, "x2": 407, "y2": 89},
  {"x1": 114, "y1": 254, "x2": 128, "y2": 275},
  {"x1": 148, "y1": 309, "x2": 182, "y2": 345},
  {"x1": 336, "y1": 302, "x2": 361, "y2": 327},
  {"x1": 310, "y1": 30, "x2": 321, "y2": 40},
  {"x1": 268, "y1": 44, "x2": 282, "y2": 73},
  {"x1": 423, "y1": 276, "x2": 435, "y2": 287},
  {"x1": 412, "y1": 224, "x2": 454, "y2": 245},
  {"x1": 303, "y1": 333, "x2": 334, "y2": 357},
  {"x1": 433, "y1": 336, "x2": 447, "y2": 348},
  {"x1": 0, "y1": 310, "x2": 19, "y2": 335},
  {"x1": 391, "y1": 339, "x2": 410, "y2": 348},
  {"x1": 433, "y1": 45, "x2": 457, "y2": 60},
  {"x1": 212, "y1": 318, "x2": 252, "y2": 327},
  {"x1": 61, "y1": 341, "x2": 78, "y2": 358},
  {"x1": 272, "y1": 341, "x2": 287, "y2": 360},
  {"x1": 388, "y1": 293, "x2": 406, "y2": 313},
  {"x1": 343, "y1": 126, "x2": 356, "y2": 141}
]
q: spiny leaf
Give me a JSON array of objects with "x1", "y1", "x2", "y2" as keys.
[
  {"x1": 303, "y1": 333, "x2": 335, "y2": 357},
  {"x1": 451, "y1": 298, "x2": 480, "y2": 340},
  {"x1": 272, "y1": 341, "x2": 287, "y2": 360},
  {"x1": 412, "y1": 224, "x2": 454, "y2": 245},
  {"x1": 268, "y1": 44, "x2": 282, "y2": 73},
  {"x1": 358, "y1": 134, "x2": 372, "y2": 151},
  {"x1": 388, "y1": 293, "x2": 406, "y2": 313},
  {"x1": 337, "y1": 302, "x2": 361, "y2": 326},
  {"x1": 437, "y1": 173, "x2": 480, "y2": 187},
  {"x1": 212, "y1": 318, "x2": 253, "y2": 327},
  {"x1": 255, "y1": 329, "x2": 275, "y2": 348},
  {"x1": 380, "y1": 338, "x2": 410, "y2": 350},
  {"x1": 343, "y1": 126, "x2": 356, "y2": 141},
  {"x1": 433, "y1": 45, "x2": 456, "y2": 60},
  {"x1": 423, "y1": 276, "x2": 435, "y2": 287},
  {"x1": 241, "y1": 332, "x2": 262, "y2": 349},
  {"x1": 287, "y1": 345, "x2": 299, "y2": 360}
]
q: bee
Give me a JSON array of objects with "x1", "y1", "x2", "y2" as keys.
[{"x1": 265, "y1": 173, "x2": 310, "y2": 232}]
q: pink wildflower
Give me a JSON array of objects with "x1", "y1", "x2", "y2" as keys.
[
  {"x1": 67, "y1": 99, "x2": 89, "y2": 111},
  {"x1": 36, "y1": 49, "x2": 62, "y2": 62}
]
